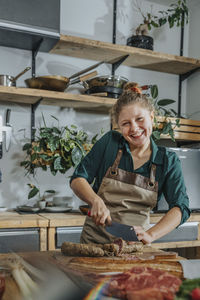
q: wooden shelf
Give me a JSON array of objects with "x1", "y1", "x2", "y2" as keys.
[
  {"x1": 50, "y1": 34, "x2": 200, "y2": 75},
  {"x1": 0, "y1": 86, "x2": 116, "y2": 112}
]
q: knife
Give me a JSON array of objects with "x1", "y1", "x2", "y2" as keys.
[
  {"x1": 0, "y1": 115, "x2": 2, "y2": 159},
  {"x1": 88, "y1": 211, "x2": 138, "y2": 241},
  {"x1": 105, "y1": 221, "x2": 139, "y2": 241},
  {"x1": 5, "y1": 109, "x2": 12, "y2": 152}
]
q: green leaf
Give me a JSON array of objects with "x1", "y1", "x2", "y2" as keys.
[
  {"x1": 176, "y1": 118, "x2": 180, "y2": 127},
  {"x1": 162, "y1": 122, "x2": 172, "y2": 134},
  {"x1": 31, "y1": 153, "x2": 37, "y2": 162},
  {"x1": 52, "y1": 127, "x2": 61, "y2": 135},
  {"x1": 39, "y1": 154, "x2": 52, "y2": 161},
  {"x1": 51, "y1": 115, "x2": 59, "y2": 122},
  {"x1": 28, "y1": 187, "x2": 39, "y2": 199},
  {"x1": 152, "y1": 131, "x2": 161, "y2": 141},
  {"x1": 157, "y1": 99, "x2": 176, "y2": 106},
  {"x1": 54, "y1": 156, "x2": 64, "y2": 170},
  {"x1": 170, "y1": 108, "x2": 178, "y2": 116},
  {"x1": 71, "y1": 147, "x2": 83, "y2": 166},
  {"x1": 44, "y1": 190, "x2": 55, "y2": 194},
  {"x1": 151, "y1": 20, "x2": 159, "y2": 28},
  {"x1": 22, "y1": 143, "x2": 32, "y2": 151},
  {"x1": 150, "y1": 85, "x2": 158, "y2": 99}
]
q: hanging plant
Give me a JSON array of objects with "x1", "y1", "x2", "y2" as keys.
[{"x1": 21, "y1": 115, "x2": 101, "y2": 176}]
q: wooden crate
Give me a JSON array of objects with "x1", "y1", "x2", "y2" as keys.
[{"x1": 156, "y1": 116, "x2": 200, "y2": 141}]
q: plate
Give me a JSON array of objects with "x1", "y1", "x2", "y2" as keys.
[
  {"x1": 44, "y1": 206, "x2": 73, "y2": 212},
  {"x1": 0, "y1": 207, "x2": 8, "y2": 212},
  {"x1": 17, "y1": 205, "x2": 40, "y2": 213}
]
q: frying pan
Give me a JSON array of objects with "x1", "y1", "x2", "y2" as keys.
[
  {"x1": 25, "y1": 71, "x2": 98, "y2": 92},
  {"x1": 25, "y1": 60, "x2": 105, "y2": 92}
]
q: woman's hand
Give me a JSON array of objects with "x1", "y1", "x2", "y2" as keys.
[
  {"x1": 133, "y1": 226, "x2": 153, "y2": 245},
  {"x1": 90, "y1": 197, "x2": 112, "y2": 226}
]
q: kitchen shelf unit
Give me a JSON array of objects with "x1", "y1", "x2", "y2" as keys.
[{"x1": 1, "y1": 34, "x2": 200, "y2": 140}]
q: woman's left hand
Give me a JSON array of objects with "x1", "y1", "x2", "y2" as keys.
[{"x1": 133, "y1": 226, "x2": 153, "y2": 245}]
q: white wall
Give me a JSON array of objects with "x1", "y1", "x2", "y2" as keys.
[
  {"x1": 0, "y1": 0, "x2": 196, "y2": 209},
  {"x1": 187, "y1": 1, "x2": 200, "y2": 120}
]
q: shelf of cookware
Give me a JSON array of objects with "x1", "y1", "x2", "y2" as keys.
[
  {"x1": 0, "y1": 85, "x2": 116, "y2": 112},
  {"x1": 50, "y1": 34, "x2": 200, "y2": 75}
]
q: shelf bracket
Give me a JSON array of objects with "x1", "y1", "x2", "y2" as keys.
[
  {"x1": 180, "y1": 67, "x2": 200, "y2": 82},
  {"x1": 32, "y1": 38, "x2": 44, "y2": 78},
  {"x1": 111, "y1": 54, "x2": 129, "y2": 75},
  {"x1": 178, "y1": 67, "x2": 200, "y2": 116},
  {"x1": 31, "y1": 97, "x2": 43, "y2": 142},
  {"x1": 112, "y1": 0, "x2": 117, "y2": 75}
]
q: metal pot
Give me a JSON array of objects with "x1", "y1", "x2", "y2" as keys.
[
  {"x1": 0, "y1": 67, "x2": 31, "y2": 87},
  {"x1": 83, "y1": 75, "x2": 129, "y2": 90},
  {"x1": 25, "y1": 60, "x2": 105, "y2": 92}
]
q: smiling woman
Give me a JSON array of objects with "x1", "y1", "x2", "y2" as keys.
[{"x1": 70, "y1": 88, "x2": 190, "y2": 246}]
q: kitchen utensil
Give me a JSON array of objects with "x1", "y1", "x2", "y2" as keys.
[
  {"x1": 105, "y1": 221, "x2": 138, "y2": 241},
  {"x1": 0, "y1": 116, "x2": 2, "y2": 159},
  {"x1": 0, "y1": 113, "x2": 11, "y2": 157},
  {"x1": 0, "y1": 67, "x2": 31, "y2": 87},
  {"x1": 87, "y1": 210, "x2": 138, "y2": 241},
  {"x1": 5, "y1": 109, "x2": 12, "y2": 151},
  {"x1": 83, "y1": 75, "x2": 129, "y2": 90},
  {"x1": 25, "y1": 59, "x2": 105, "y2": 91},
  {"x1": 25, "y1": 70, "x2": 98, "y2": 92}
]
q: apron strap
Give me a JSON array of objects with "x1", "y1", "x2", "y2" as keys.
[
  {"x1": 110, "y1": 149, "x2": 123, "y2": 175},
  {"x1": 149, "y1": 163, "x2": 156, "y2": 186}
]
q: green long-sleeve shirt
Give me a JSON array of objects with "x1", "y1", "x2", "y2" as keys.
[{"x1": 70, "y1": 130, "x2": 190, "y2": 225}]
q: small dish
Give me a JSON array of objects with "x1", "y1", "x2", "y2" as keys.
[
  {"x1": 44, "y1": 206, "x2": 73, "y2": 213},
  {"x1": 17, "y1": 205, "x2": 40, "y2": 213}
]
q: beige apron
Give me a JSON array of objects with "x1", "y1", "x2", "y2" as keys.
[{"x1": 80, "y1": 148, "x2": 158, "y2": 244}]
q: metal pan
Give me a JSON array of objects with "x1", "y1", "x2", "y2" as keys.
[
  {"x1": 0, "y1": 67, "x2": 31, "y2": 87},
  {"x1": 25, "y1": 71, "x2": 98, "y2": 92},
  {"x1": 25, "y1": 60, "x2": 105, "y2": 92},
  {"x1": 83, "y1": 75, "x2": 129, "y2": 90}
]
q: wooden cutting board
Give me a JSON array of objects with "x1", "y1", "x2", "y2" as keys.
[{"x1": 54, "y1": 251, "x2": 184, "y2": 279}]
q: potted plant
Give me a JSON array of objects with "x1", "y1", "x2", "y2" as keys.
[
  {"x1": 148, "y1": 84, "x2": 180, "y2": 142},
  {"x1": 127, "y1": 0, "x2": 189, "y2": 50},
  {"x1": 20, "y1": 115, "x2": 101, "y2": 176},
  {"x1": 27, "y1": 183, "x2": 55, "y2": 209}
]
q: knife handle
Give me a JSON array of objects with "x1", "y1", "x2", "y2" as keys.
[{"x1": 6, "y1": 109, "x2": 11, "y2": 126}]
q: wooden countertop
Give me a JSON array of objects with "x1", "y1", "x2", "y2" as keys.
[
  {"x1": 1, "y1": 211, "x2": 200, "y2": 228},
  {"x1": 0, "y1": 211, "x2": 49, "y2": 228},
  {"x1": 38, "y1": 212, "x2": 86, "y2": 227}
]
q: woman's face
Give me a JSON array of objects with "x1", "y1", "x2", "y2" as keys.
[{"x1": 118, "y1": 103, "x2": 154, "y2": 149}]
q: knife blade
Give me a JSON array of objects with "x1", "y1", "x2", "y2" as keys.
[{"x1": 105, "y1": 221, "x2": 138, "y2": 241}]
